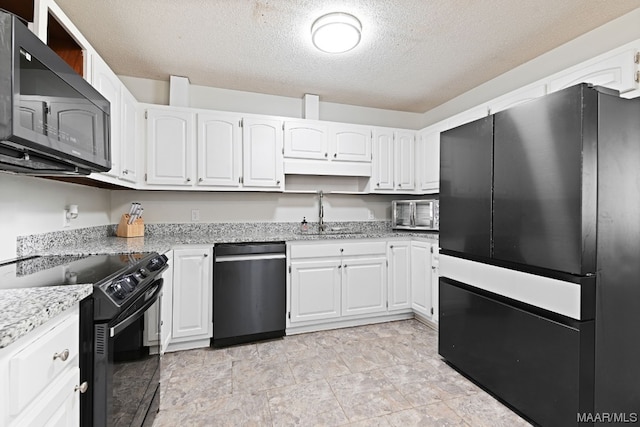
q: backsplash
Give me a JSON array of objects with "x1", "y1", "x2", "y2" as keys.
[{"x1": 17, "y1": 221, "x2": 393, "y2": 256}]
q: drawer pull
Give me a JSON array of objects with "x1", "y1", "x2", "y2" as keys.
[
  {"x1": 75, "y1": 382, "x2": 89, "y2": 394},
  {"x1": 53, "y1": 349, "x2": 70, "y2": 362}
]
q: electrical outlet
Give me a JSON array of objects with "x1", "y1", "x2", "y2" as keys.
[
  {"x1": 367, "y1": 209, "x2": 375, "y2": 220},
  {"x1": 191, "y1": 209, "x2": 200, "y2": 222}
]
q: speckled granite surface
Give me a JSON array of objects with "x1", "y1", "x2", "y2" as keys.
[
  {"x1": 4, "y1": 221, "x2": 438, "y2": 350},
  {"x1": 0, "y1": 284, "x2": 92, "y2": 349}
]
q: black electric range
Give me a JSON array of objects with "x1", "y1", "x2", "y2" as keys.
[{"x1": 0, "y1": 252, "x2": 169, "y2": 427}]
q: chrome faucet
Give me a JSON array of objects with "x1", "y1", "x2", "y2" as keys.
[{"x1": 318, "y1": 190, "x2": 326, "y2": 232}]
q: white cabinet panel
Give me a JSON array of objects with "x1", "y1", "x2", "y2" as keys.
[
  {"x1": 91, "y1": 54, "x2": 121, "y2": 178},
  {"x1": 342, "y1": 257, "x2": 387, "y2": 317},
  {"x1": 372, "y1": 128, "x2": 394, "y2": 190},
  {"x1": 197, "y1": 113, "x2": 242, "y2": 187},
  {"x1": 548, "y1": 48, "x2": 639, "y2": 96},
  {"x1": 488, "y1": 83, "x2": 547, "y2": 114},
  {"x1": 284, "y1": 121, "x2": 328, "y2": 160},
  {"x1": 416, "y1": 127, "x2": 441, "y2": 193},
  {"x1": 242, "y1": 118, "x2": 283, "y2": 188},
  {"x1": 290, "y1": 259, "x2": 341, "y2": 323},
  {"x1": 120, "y1": 87, "x2": 139, "y2": 183},
  {"x1": 431, "y1": 245, "x2": 439, "y2": 322},
  {"x1": 172, "y1": 248, "x2": 212, "y2": 340},
  {"x1": 330, "y1": 124, "x2": 371, "y2": 162},
  {"x1": 394, "y1": 130, "x2": 415, "y2": 191},
  {"x1": 410, "y1": 241, "x2": 432, "y2": 318},
  {"x1": 146, "y1": 109, "x2": 195, "y2": 186},
  {"x1": 388, "y1": 241, "x2": 411, "y2": 311}
]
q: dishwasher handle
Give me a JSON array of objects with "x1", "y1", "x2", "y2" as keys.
[{"x1": 215, "y1": 253, "x2": 286, "y2": 262}]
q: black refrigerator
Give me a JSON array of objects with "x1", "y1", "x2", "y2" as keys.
[{"x1": 438, "y1": 84, "x2": 640, "y2": 426}]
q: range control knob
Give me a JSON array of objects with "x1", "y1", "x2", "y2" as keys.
[
  {"x1": 109, "y1": 282, "x2": 126, "y2": 300},
  {"x1": 137, "y1": 268, "x2": 150, "y2": 278},
  {"x1": 147, "y1": 256, "x2": 167, "y2": 271}
]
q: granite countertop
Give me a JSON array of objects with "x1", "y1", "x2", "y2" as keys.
[
  {"x1": 0, "y1": 284, "x2": 92, "y2": 349},
  {"x1": 3, "y1": 223, "x2": 438, "y2": 349}
]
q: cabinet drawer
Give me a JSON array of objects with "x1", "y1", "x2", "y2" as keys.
[
  {"x1": 9, "y1": 314, "x2": 79, "y2": 415},
  {"x1": 290, "y1": 241, "x2": 386, "y2": 259}
]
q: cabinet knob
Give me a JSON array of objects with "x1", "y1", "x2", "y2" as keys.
[
  {"x1": 122, "y1": 169, "x2": 128, "y2": 175},
  {"x1": 324, "y1": 153, "x2": 328, "y2": 158},
  {"x1": 53, "y1": 349, "x2": 70, "y2": 362},
  {"x1": 199, "y1": 178, "x2": 203, "y2": 182},
  {"x1": 186, "y1": 178, "x2": 191, "y2": 182},
  {"x1": 75, "y1": 382, "x2": 89, "y2": 394},
  {"x1": 398, "y1": 183, "x2": 402, "y2": 187},
  {"x1": 390, "y1": 245, "x2": 394, "y2": 249},
  {"x1": 344, "y1": 264, "x2": 348, "y2": 268},
  {"x1": 376, "y1": 183, "x2": 380, "y2": 187},
  {"x1": 333, "y1": 153, "x2": 337, "y2": 158},
  {"x1": 276, "y1": 180, "x2": 281, "y2": 185},
  {"x1": 340, "y1": 248, "x2": 344, "y2": 253},
  {"x1": 204, "y1": 253, "x2": 209, "y2": 257}
]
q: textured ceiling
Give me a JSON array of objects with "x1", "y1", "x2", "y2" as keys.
[{"x1": 55, "y1": 0, "x2": 640, "y2": 113}]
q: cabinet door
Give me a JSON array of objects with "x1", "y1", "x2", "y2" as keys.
[
  {"x1": 290, "y1": 259, "x2": 341, "y2": 323},
  {"x1": 394, "y1": 130, "x2": 415, "y2": 191},
  {"x1": 430, "y1": 244, "x2": 439, "y2": 322},
  {"x1": 197, "y1": 113, "x2": 242, "y2": 187},
  {"x1": 242, "y1": 118, "x2": 283, "y2": 188},
  {"x1": 146, "y1": 109, "x2": 195, "y2": 186},
  {"x1": 548, "y1": 48, "x2": 639, "y2": 96},
  {"x1": 172, "y1": 248, "x2": 212, "y2": 340},
  {"x1": 119, "y1": 87, "x2": 138, "y2": 183},
  {"x1": 342, "y1": 256, "x2": 387, "y2": 317},
  {"x1": 330, "y1": 124, "x2": 372, "y2": 162},
  {"x1": 410, "y1": 241, "x2": 432, "y2": 317},
  {"x1": 388, "y1": 242, "x2": 412, "y2": 311},
  {"x1": 371, "y1": 128, "x2": 394, "y2": 190},
  {"x1": 160, "y1": 252, "x2": 173, "y2": 353},
  {"x1": 417, "y1": 128, "x2": 440, "y2": 192},
  {"x1": 284, "y1": 121, "x2": 328, "y2": 160},
  {"x1": 91, "y1": 55, "x2": 121, "y2": 178}
]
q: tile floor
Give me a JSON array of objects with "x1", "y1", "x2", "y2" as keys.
[{"x1": 153, "y1": 320, "x2": 531, "y2": 426}]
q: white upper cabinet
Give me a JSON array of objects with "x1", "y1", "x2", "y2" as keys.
[
  {"x1": 242, "y1": 117, "x2": 284, "y2": 189},
  {"x1": 394, "y1": 130, "x2": 415, "y2": 191},
  {"x1": 146, "y1": 108, "x2": 196, "y2": 186},
  {"x1": 371, "y1": 128, "x2": 415, "y2": 193},
  {"x1": 487, "y1": 82, "x2": 548, "y2": 115},
  {"x1": 416, "y1": 124, "x2": 444, "y2": 193},
  {"x1": 284, "y1": 120, "x2": 329, "y2": 160},
  {"x1": 119, "y1": 87, "x2": 139, "y2": 184},
  {"x1": 330, "y1": 123, "x2": 371, "y2": 162},
  {"x1": 197, "y1": 112, "x2": 242, "y2": 187},
  {"x1": 91, "y1": 55, "x2": 121, "y2": 178},
  {"x1": 548, "y1": 47, "x2": 640, "y2": 97},
  {"x1": 283, "y1": 120, "x2": 372, "y2": 176},
  {"x1": 372, "y1": 128, "x2": 394, "y2": 190}
]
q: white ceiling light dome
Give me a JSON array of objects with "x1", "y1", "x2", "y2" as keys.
[{"x1": 311, "y1": 12, "x2": 362, "y2": 54}]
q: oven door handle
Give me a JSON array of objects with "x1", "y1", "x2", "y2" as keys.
[{"x1": 110, "y1": 281, "x2": 163, "y2": 338}]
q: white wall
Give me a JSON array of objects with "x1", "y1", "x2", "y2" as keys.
[
  {"x1": 0, "y1": 174, "x2": 111, "y2": 261},
  {"x1": 119, "y1": 76, "x2": 424, "y2": 129},
  {"x1": 420, "y1": 8, "x2": 640, "y2": 127},
  {"x1": 110, "y1": 190, "x2": 397, "y2": 225}
]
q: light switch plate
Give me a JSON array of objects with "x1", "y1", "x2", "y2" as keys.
[{"x1": 191, "y1": 209, "x2": 200, "y2": 222}]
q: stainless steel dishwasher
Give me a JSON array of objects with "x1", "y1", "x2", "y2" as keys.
[{"x1": 212, "y1": 242, "x2": 286, "y2": 347}]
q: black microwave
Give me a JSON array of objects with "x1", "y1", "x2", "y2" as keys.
[{"x1": 0, "y1": 10, "x2": 111, "y2": 175}]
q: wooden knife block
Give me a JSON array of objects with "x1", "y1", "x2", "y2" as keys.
[{"x1": 116, "y1": 214, "x2": 144, "y2": 238}]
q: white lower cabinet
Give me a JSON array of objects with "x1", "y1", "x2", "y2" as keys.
[
  {"x1": 410, "y1": 240, "x2": 439, "y2": 324},
  {"x1": 168, "y1": 247, "x2": 213, "y2": 351},
  {"x1": 0, "y1": 306, "x2": 82, "y2": 427},
  {"x1": 290, "y1": 259, "x2": 342, "y2": 323},
  {"x1": 387, "y1": 241, "x2": 411, "y2": 311},
  {"x1": 288, "y1": 240, "x2": 418, "y2": 332},
  {"x1": 341, "y1": 256, "x2": 387, "y2": 317}
]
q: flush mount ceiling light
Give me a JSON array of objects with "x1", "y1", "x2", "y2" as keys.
[{"x1": 311, "y1": 12, "x2": 362, "y2": 54}]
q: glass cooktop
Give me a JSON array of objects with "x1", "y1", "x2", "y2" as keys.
[{"x1": 0, "y1": 253, "x2": 149, "y2": 290}]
